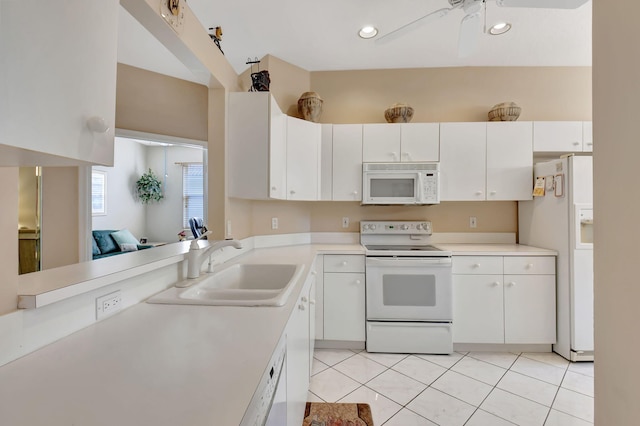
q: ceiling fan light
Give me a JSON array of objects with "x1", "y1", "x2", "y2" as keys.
[
  {"x1": 489, "y1": 22, "x2": 512, "y2": 35},
  {"x1": 358, "y1": 26, "x2": 378, "y2": 39}
]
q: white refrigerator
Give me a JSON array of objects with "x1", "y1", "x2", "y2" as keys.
[{"x1": 518, "y1": 155, "x2": 593, "y2": 361}]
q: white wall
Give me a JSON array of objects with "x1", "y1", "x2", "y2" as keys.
[
  {"x1": 92, "y1": 137, "x2": 147, "y2": 238},
  {"x1": 145, "y1": 145, "x2": 206, "y2": 243}
]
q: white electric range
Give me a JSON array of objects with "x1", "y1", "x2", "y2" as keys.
[{"x1": 361, "y1": 221, "x2": 453, "y2": 354}]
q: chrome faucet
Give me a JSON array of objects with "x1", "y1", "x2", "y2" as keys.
[{"x1": 186, "y1": 231, "x2": 243, "y2": 279}]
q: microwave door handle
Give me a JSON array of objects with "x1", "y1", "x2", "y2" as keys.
[{"x1": 417, "y1": 173, "x2": 424, "y2": 204}]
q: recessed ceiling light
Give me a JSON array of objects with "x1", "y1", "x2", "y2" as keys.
[
  {"x1": 358, "y1": 26, "x2": 378, "y2": 39},
  {"x1": 489, "y1": 22, "x2": 512, "y2": 35}
]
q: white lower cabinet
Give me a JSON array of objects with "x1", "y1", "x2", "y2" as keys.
[
  {"x1": 452, "y1": 255, "x2": 556, "y2": 344},
  {"x1": 285, "y1": 272, "x2": 314, "y2": 425},
  {"x1": 323, "y1": 255, "x2": 366, "y2": 342}
]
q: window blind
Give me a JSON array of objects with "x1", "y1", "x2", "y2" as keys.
[{"x1": 182, "y1": 163, "x2": 204, "y2": 228}]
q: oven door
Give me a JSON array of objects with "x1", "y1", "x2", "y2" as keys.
[
  {"x1": 362, "y1": 172, "x2": 420, "y2": 204},
  {"x1": 366, "y1": 257, "x2": 452, "y2": 321}
]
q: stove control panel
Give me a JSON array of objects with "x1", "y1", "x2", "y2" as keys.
[{"x1": 361, "y1": 221, "x2": 432, "y2": 235}]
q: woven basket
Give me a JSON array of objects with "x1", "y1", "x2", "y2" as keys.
[
  {"x1": 488, "y1": 102, "x2": 521, "y2": 121},
  {"x1": 384, "y1": 103, "x2": 414, "y2": 123}
]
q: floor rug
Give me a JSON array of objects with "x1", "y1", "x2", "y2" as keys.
[{"x1": 302, "y1": 402, "x2": 374, "y2": 426}]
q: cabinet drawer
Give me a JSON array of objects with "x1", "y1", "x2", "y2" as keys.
[
  {"x1": 452, "y1": 256, "x2": 503, "y2": 275},
  {"x1": 504, "y1": 256, "x2": 555, "y2": 275},
  {"x1": 324, "y1": 255, "x2": 365, "y2": 273}
]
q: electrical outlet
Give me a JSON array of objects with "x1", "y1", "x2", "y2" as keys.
[
  {"x1": 342, "y1": 217, "x2": 350, "y2": 228},
  {"x1": 469, "y1": 216, "x2": 477, "y2": 228},
  {"x1": 96, "y1": 290, "x2": 122, "y2": 320},
  {"x1": 271, "y1": 217, "x2": 279, "y2": 230}
]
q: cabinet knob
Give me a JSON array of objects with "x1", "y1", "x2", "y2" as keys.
[
  {"x1": 87, "y1": 116, "x2": 110, "y2": 133},
  {"x1": 586, "y1": 142, "x2": 593, "y2": 146},
  {"x1": 391, "y1": 152, "x2": 398, "y2": 160},
  {"x1": 402, "y1": 152, "x2": 412, "y2": 160},
  {"x1": 475, "y1": 191, "x2": 483, "y2": 196},
  {"x1": 290, "y1": 190, "x2": 296, "y2": 194},
  {"x1": 473, "y1": 263, "x2": 481, "y2": 268},
  {"x1": 310, "y1": 299, "x2": 316, "y2": 305},
  {"x1": 507, "y1": 282, "x2": 516, "y2": 287},
  {"x1": 492, "y1": 281, "x2": 500, "y2": 287},
  {"x1": 355, "y1": 280, "x2": 361, "y2": 285},
  {"x1": 573, "y1": 141, "x2": 580, "y2": 146},
  {"x1": 526, "y1": 263, "x2": 534, "y2": 269},
  {"x1": 302, "y1": 296, "x2": 308, "y2": 303},
  {"x1": 341, "y1": 261, "x2": 348, "y2": 266},
  {"x1": 490, "y1": 191, "x2": 497, "y2": 196},
  {"x1": 271, "y1": 186, "x2": 277, "y2": 191},
  {"x1": 353, "y1": 190, "x2": 359, "y2": 195},
  {"x1": 298, "y1": 304, "x2": 305, "y2": 311},
  {"x1": 311, "y1": 271, "x2": 317, "y2": 275}
]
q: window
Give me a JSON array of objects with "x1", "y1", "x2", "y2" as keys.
[
  {"x1": 182, "y1": 163, "x2": 204, "y2": 228},
  {"x1": 92, "y1": 170, "x2": 107, "y2": 216}
]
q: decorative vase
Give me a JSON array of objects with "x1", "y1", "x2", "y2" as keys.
[
  {"x1": 297, "y1": 92, "x2": 323, "y2": 122},
  {"x1": 488, "y1": 102, "x2": 522, "y2": 121},
  {"x1": 384, "y1": 103, "x2": 414, "y2": 123}
]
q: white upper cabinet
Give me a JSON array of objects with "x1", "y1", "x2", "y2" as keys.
[
  {"x1": 362, "y1": 123, "x2": 439, "y2": 162},
  {"x1": 286, "y1": 116, "x2": 321, "y2": 200},
  {"x1": 363, "y1": 124, "x2": 401, "y2": 162},
  {"x1": 332, "y1": 124, "x2": 363, "y2": 201},
  {"x1": 583, "y1": 121, "x2": 593, "y2": 152},
  {"x1": 486, "y1": 122, "x2": 533, "y2": 201},
  {"x1": 440, "y1": 123, "x2": 487, "y2": 201},
  {"x1": 320, "y1": 124, "x2": 334, "y2": 200},
  {"x1": 228, "y1": 93, "x2": 287, "y2": 200},
  {"x1": 0, "y1": 0, "x2": 118, "y2": 166},
  {"x1": 533, "y1": 121, "x2": 583, "y2": 152},
  {"x1": 399, "y1": 123, "x2": 440, "y2": 162}
]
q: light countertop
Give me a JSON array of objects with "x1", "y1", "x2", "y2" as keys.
[
  {"x1": 0, "y1": 244, "x2": 361, "y2": 426},
  {"x1": 437, "y1": 243, "x2": 557, "y2": 256}
]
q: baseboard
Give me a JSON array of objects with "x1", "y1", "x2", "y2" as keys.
[
  {"x1": 454, "y1": 343, "x2": 552, "y2": 353},
  {"x1": 315, "y1": 340, "x2": 365, "y2": 350}
]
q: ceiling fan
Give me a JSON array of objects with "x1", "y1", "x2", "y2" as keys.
[{"x1": 375, "y1": 0, "x2": 590, "y2": 57}]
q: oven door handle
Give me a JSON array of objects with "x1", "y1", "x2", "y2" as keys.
[{"x1": 366, "y1": 257, "x2": 452, "y2": 267}]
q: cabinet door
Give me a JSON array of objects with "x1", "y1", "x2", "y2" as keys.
[
  {"x1": 286, "y1": 116, "x2": 321, "y2": 200},
  {"x1": 324, "y1": 273, "x2": 366, "y2": 341},
  {"x1": 503, "y1": 275, "x2": 556, "y2": 344},
  {"x1": 582, "y1": 121, "x2": 593, "y2": 153},
  {"x1": 309, "y1": 277, "x2": 316, "y2": 374},
  {"x1": 362, "y1": 124, "x2": 401, "y2": 162},
  {"x1": 400, "y1": 123, "x2": 440, "y2": 162},
  {"x1": 269, "y1": 97, "x2": 288, "y2": 200},
  {"x1": 286, "y1": 286, "x2": 311, "y2": 425},
  {"x1": 452, "y1": 275, "x2": 504, "y2": 343},
  {"x1": 332, "y1": 125, "x2": 363, "y2": 201},
  {"x1": 440, "y1": 123, "x2": 487, "y2": 201},
  {"x1": 533, "y1": 121, "x2": 583, "y2": 152},
  {"x1": 320, "y1": 124, "x2": 334, "y2": 200},
  {"x1": 0, "y1": 0, "x2": 118, "y2": 165},
  {"x1": 486, "y1": 122, "x2": 533, "y2": 201}
]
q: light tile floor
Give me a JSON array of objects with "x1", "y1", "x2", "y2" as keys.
[{"x1": 309, "y1": 349, "x2": 594, "y2": 426}]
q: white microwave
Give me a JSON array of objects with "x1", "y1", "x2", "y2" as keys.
[{"x1": 362, "y1": 162, "x2": 440, "y2": 205}]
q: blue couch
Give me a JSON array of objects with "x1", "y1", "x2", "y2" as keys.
[{"x1": 92, "y1": 230, "x2": 153, "y2": 260}]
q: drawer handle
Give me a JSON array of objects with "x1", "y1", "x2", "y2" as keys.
[{"x1": 507, "y1": 282, "x2": 516, "y2": 287}]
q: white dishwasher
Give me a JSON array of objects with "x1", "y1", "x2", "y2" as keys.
[{"x1": 240, "y1": 335, "x2": 287, "y2": 426}]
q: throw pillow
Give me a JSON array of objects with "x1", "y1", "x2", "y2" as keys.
[
  {"x1": 92, "y1": 237, "x2": 101, "y2": 256},
  {"x1": 110, "y1": 229, "x2": 140, "y2": 251},
  {"x1": 92, "y1": 230, "x2": 119, "y2": 254},
  {"x1": 119, "y1": 243, "x2": 138, "y2": 252}
]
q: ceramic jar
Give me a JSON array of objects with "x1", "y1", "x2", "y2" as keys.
[{"x1": 297, "y1": 92, "x2": 323, "y2": 122}]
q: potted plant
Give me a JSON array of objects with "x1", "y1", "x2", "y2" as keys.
[{"x1": 136, "y1": 168, "x2": 164, "y2": 204}]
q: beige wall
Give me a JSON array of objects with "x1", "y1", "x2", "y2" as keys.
[
  {"x1": 40, "y1": 167, "x2": 79, "y2": 270},
  {"x1": 312, "y1": 67, "x2": 592, "y2": 124},
  {"x1": 593, "y1": 2, "x2": 639, "y2": 423},
  {"x1": 0, "y1": 168, "x2": 19, "y2": 315},
  {"x1": 116, "y1": 63, "x2": 209, "y2": 141},
  {"x1": 228, "y1": 64, "x2": 591, "y2": 240}
]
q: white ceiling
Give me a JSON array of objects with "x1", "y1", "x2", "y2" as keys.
[{"x1": 117, "y1": 0, "x2": 591, "y2": 84}]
